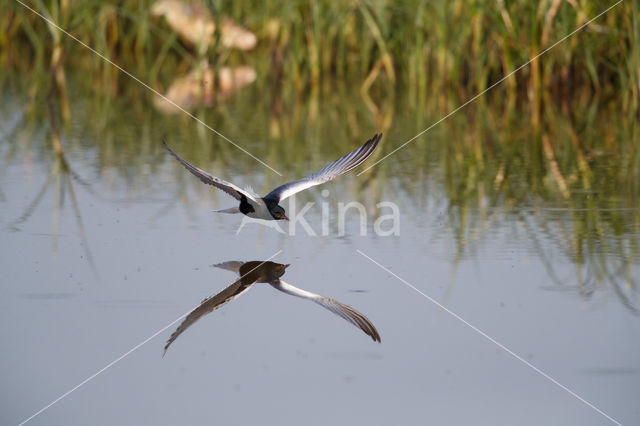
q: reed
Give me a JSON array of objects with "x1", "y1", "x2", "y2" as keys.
[{"x1": 1, "y1": 0, "x2": 638, "y2": 113}]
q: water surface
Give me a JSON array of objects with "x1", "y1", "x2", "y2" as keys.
[{"x1": 1, "y1": 69, "x2": 639, "y2": 425}]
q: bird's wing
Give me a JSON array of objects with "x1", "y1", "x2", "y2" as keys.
[
  {"x1": 164, "y1": 277, "x2": 258, "y2": 355},
  {"x1": 269, "y1": 279, "x2": 381, "y2": 342},
  {"x1": 264, "y1": 133, "x2": 382, "y2": 202},
  {"x1": 163, "y1": 139, "x2": 257, "y2": 202},
  {"x1": 213, "y1": 261, "x2": 245, "y2": 273}
]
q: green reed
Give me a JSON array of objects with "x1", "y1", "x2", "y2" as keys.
[{"x1": 1, "y1": 0, "x2": 639, "y2": 113}]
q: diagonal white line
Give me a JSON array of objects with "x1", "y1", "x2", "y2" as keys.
[
  {"x1": 17, "y1": 313, "x2": 186, "y2": 426},
  {"x1": 358, "y1": 0, "x2": 624, "y2": 175},
  {"x1": 356, "y1": 249, "x2": 622, "y2": 426},
  {"x1": 17, "y1": 250, "x2": 283, "y2": 426},
  {"x1": 15, "y1": 0, "x2": 283, "y2": 176}
]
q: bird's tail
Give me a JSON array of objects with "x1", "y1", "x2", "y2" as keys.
[{"x1": 214, "y1": 207, "x2": 241, "y2": 214}]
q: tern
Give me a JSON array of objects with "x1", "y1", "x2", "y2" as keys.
[
  {"x1": 163, "y1": 133, "x2": 382, "y2": 221},
  {"x1": 163, "y1": 260, "x2": 380, "y2": 354}
]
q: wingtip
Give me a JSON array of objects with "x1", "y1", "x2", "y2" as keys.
[
  {"x1": 162, "y1": 137, "x2": 181, "y2": 160},
  {"x1": 368, "y1": 324, "x2": 382, "y2": 343},
  {"x1": 161, "y1": 137, "x2": 171, "y2": 151},
  {"x1": 365, "y1": 132, "x2": 382, "y2": 156},
  {"x1": 369, "y1": 132, "x2": 383, "y2": 145},
  {"x1": 368, "y1": 132, "x2": 383, "y2": 151}
]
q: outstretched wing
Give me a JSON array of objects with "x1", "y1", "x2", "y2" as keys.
[
  {"x1": 163, "y1": 139, "x2": 257, "y2": 202},
  {"x1": 163, "y1": 277, "x2": 257, "y2": 355},
  {"x1": 264, "y1": 133, "x2": 382, "y2": 202},
  {"x1": 269, "y1": 279, "x2": 381, "y2": 342}
]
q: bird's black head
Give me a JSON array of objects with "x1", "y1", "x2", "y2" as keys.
[
  {"x1": 269, "y1": 204, "x2": 289, "y2": 221},
  {"x1": 273, "y1": 263, "x2": 290, "y2": 279}
]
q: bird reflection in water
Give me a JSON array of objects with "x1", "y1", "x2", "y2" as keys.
[{"x1": 164, "y1": 261, "x2": 380, "y2": 355}]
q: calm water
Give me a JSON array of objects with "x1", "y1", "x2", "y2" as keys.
[{"x1": 1, "y1": 69, "x2": 639, "y2": 426}]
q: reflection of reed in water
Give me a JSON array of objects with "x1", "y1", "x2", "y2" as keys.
[
  {"x1": 416, "y1": 99, "x2": 639, "y2": 313},
  {"x1": 1, "y1": 55, "x2": 637, "y2": 311},
  {"x1": 153, "y1": 63, "x2": 256, "y2": 114},
  {"x1": 6, "y1": 61, "x2": 100, "y2": 280},
  {"x1": 522, "y1": 209, "x2": 638, "y2": 314}
]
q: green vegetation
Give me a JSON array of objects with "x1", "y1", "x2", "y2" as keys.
[{"x1": 1, "y1": 0, "x2": 639, "y2": 113}]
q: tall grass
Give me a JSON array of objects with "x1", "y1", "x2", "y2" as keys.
[{"x1": 1, "y1": 0, "x2": 638, "y2": 113}]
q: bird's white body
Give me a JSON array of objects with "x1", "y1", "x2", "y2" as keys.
[{"x1": 216, "y1": 197, "x2": 274, "y2": 220}]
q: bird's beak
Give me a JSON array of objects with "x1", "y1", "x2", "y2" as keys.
[
  {"x1": 282, "y1": 215, "x2": 289, "y2": 221},
  {"x1": 283, "y1": 264, "x2": 291, "y2": 269}
]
